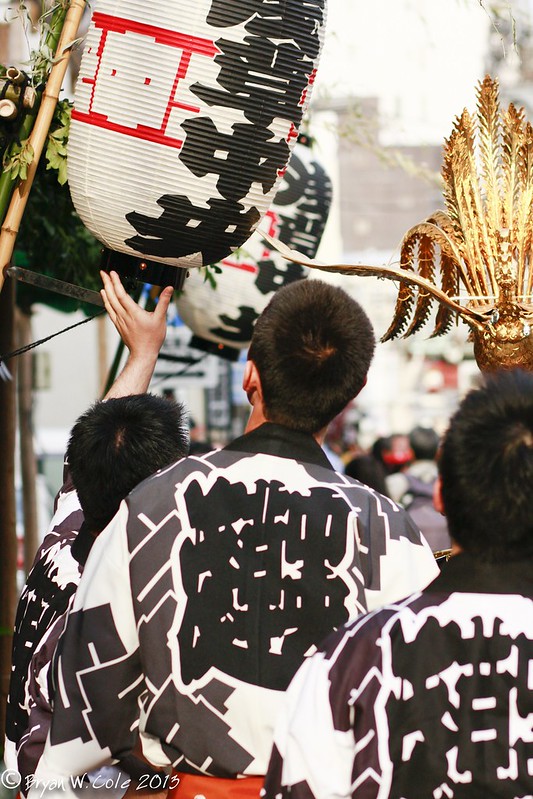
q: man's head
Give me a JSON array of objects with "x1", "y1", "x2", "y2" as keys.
[
  {"x1": 409, "y1": 426, "x2": 440, "y2": 461},
  {"x1": 66, "y1": 393, "x2": 189, "y2": 533},
  {"x1": 381, "y1": 433, "x2": 414, "y2": 473},
  {"x1": 246, "y1": 279, "x2": 375, "y2": 434},
  {"x1": 438, "y1": 370, "x2": 533, "y2": 562}
]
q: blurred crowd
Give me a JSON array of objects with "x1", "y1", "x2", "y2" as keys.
[{"x1": 324, "y1": 424, "x2": 450, "y2": 553}]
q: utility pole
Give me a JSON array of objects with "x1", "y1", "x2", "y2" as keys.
[
  {"x1": 17, "y1": 308, "x2": 39, "y2": 573},
  {"x1": 0, "y1": 276, "x2": 17, "y2": 745}
]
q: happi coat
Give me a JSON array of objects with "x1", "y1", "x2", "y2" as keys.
[
  {"x1": 31, "y1": 423, "x2": 438, "y2": 797},
  {"x1": 264, "y1": 552, "x2": 533, "y2": 799},
  {"x1": 4, "y1": 482, "x2": 83, "y2": 784}
]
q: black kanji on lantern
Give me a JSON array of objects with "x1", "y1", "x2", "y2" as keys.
[
  {"x1": 207, "y1": 0, "x2": 325, "y2": 63},
  {"x1": 209, "y1": 305, "x2": 259, "y2": 344},
  {"x1": 125, "y1": 196, "x2": 260, "y2": 265},
  {"x1": 254, "y1": 258, "x2": 306, "y2": 297},
  {"x1": 179, "y1": 119, "x2": 290, "y2": 200},
  {"x1": 124, "y1": 0, "x2": 326, "y2": 267},
  {"x1": 191, "y1": 39, "x2": 312, "y2": 128}
]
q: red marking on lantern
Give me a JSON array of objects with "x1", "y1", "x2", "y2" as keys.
[
  {"x1": 260, "y1": 209, "x2": 280, "y2": 259},
  {"x1": 72, "y1": 12, "x2": 220, "y2": 150},
  {"x1": 276, "y1": 125, "x2": 298, "y2": 179},
  {"x1": 220, "y1": 257, "x2": 258, "y2": 275},
  {"x1": 287, "y1": 123, "x2": 298, "y2": 144},
  {"x1": 299, "y1": 69, "x2": 317, "y2": 109},
  {"x1": 92, "y1": 12, "x2": 219, "y2": 54},
  {"x1": 219, "y1": 210, "x2": 280, "y2": 273},
  {"x1": 264, "y1": 209, "x2": 280, "y2": 236}
]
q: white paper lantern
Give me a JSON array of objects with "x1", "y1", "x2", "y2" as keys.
[
  {"x1": 67, "y1": 0, "x2": 327, "y2": 287},
  {"x1": 176, "y1": 137, "x2": 333, "y2": 359}
]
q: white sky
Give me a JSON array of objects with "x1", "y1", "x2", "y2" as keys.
[{"x1": 313, "y1": 0, "x2": 492, "y2": 145}]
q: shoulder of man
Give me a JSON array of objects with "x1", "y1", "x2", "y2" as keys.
[{"x1": 317, "y1": 589, "x2": 437, "y2": 678}]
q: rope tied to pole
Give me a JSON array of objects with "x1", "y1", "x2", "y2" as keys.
[{"x1": 0, "y1": 309, "x2": 105, "y2": 381}]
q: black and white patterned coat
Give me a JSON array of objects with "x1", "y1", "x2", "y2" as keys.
[
  {"x1": 32, "y1": 424, "x2": 438, "y2": 796},
  {"x1": 264, "y1": 552, "x2": 533, "y2": 799}
]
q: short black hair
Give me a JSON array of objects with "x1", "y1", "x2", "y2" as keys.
[
  {"x1": 247, "y1": 279, "x2": 375, "y2": 433},
  {"x1": 344, "y1": 453, "x2": 389, "y2": 495},
  {"x1": 439, "y1": 370, "x2": 533, "y2": 562},
  {"x1": 66, "y1": 393, "x2": 189, "y2": 532},
  {"x1": 409, "y1": 426, "x2": 440, "y2": 460}
]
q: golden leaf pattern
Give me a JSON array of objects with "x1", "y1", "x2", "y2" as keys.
[{"x1": 259, "y1": 76, "x2": 533, "y2": 371}]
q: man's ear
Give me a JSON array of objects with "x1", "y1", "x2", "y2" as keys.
[
  {"x1": 433, "y1": 476, "x2": 445, "y2": 515},
  {"x1": 243, "y1": 360, "x2": 263, "y2": 403}
]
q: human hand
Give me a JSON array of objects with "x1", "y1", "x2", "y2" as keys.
[{"x1": 100, "y1": 270, "x2": 173, "y2": 361}]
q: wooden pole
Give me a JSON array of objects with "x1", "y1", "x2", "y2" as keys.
[
  {"x1": 17, "y1": 308, "x2": 39, "y2": 575},
  {"x1": 0, "y1": 278, "x2": 18, "y2": 746},
  {"x1": 0, "y1": 0, "x2": 86, "y2": 294}
]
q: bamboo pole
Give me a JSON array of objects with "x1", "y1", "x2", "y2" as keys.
[
  {"x1": 0, "y1": 103, "x2": 41, "y2": 230},
  {"x1": 0, "y1": 74, "x2": 37, "y2": 109},
  {"x1": 0, "y1": 0, "x2": 86, "y2": 294},
  {"x1": 0, "y1": 2, "x2": 69, "y2": 226}
]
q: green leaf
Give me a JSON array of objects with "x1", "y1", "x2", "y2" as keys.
[{"x1": 15, "y1": 155, "x2": 103, "y2": 314}]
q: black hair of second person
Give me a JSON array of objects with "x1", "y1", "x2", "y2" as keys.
[
  {"x1": 439, "y1": 369, "x2": 533, "y2": 562},
  {"x1": 344, "y1": 453, "x2": 389, "y2": 496},
  {"x1": 66, "y1": 393, "x2": 189, "y2": 533},
  {"x1": 247, "y1": 279, "x2": 376, "y2": 434},
  {"x1": 409, "y1": 426, "x2": 440, "y2": 461}
]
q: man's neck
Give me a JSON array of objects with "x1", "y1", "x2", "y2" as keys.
[
  {"x1": 244, "y1": 403, "x2": 267, "y2": 435},
  {"x1": 243, "y1": 359, "x2": 327, "y2": 446},
  {"x1": 244, "y1": 412, "x2": 327, "y2": 447}
]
